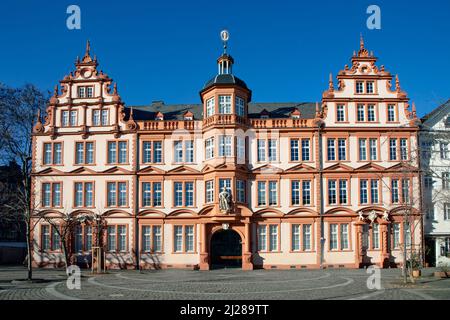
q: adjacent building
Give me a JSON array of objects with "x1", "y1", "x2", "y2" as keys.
[
  {"x1": 421, "y1": 100, "x2": 450, "y2": 267},
  {"x1": 31, "y1": 36, "x2": 422, "y2": 270}
]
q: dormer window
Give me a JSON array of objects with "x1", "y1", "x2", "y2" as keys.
[
  {"x1": 155, "y1": 112, "x2": 164, "y2": 121},
  {"x1": 261, "y1": 115, "x2": 269, "y2": 119},
  {"x1": 290, "y1": 109, "x2": 301, "y2": 119},
  {"x1": 184, "y1": 116, "x2": 193, "y2": 121},
  {"x1": 183, "y1": 111, "x2": 194, "y2": 121},
  {"x1": 356, "y1": 81, "x2": 375, "y2": 94},
  {"x1": 62, "y1": 110, "x2": 78, "y2": 127}
]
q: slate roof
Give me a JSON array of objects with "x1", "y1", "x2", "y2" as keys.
[
  {"x1": 126, "y1": 102, "x2": 317, "y2": 121},
  {"x1": 203, "y1": 74, "x2": 249, "y2": 91},
  {"x1": 421, "y1": 99, "x2": 450, "y2": 123}
]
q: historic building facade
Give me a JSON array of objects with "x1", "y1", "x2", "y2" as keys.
[
  {"x1": 31, "y1": 36, "x2": 422, "y2": 270},
  {"x1": 421, "y1": 100, "x2": 450, "y2": 267}
]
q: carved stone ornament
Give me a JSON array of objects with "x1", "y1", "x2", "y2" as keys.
[{"x1": 368, "y1": 210, "x2": 378, "y2": 223}]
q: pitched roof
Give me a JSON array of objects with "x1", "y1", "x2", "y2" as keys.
[
  {"x1": 421, "y1": 99, "x2": 450, "y2": 123},
  {"x1": 126, "y1": 102, "x2": 317, "y2": 121}
]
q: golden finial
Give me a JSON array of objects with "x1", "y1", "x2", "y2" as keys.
[{"x1": 86, "y1": 40, "x2": 91, "y2": 56}]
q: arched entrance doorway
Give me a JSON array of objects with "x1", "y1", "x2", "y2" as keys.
[{"x1": 210, "y1": 229, "x2": 242, "y2": 269}]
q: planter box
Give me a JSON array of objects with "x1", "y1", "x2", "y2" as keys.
[{"x1": 434, "y1": 271, "x2": 449, "y2": 278}]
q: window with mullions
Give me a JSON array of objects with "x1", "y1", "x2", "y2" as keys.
[
  {"x1": 205, "y1": 180, "x2": 214, "y2": 203},
  {"x1": 107, "y1": 141, "x2": 128, "y2": 164},
  {"x1": 336, "y1": 105, "x2": 345, "y2": 122},
  {"x1": 75, "y1": 142, "x2": 94, "y2": 165},
  {"x1": 141, "y1": 225, "x2": 162, "y2": 253},
  {"x1": 219, "y1": 95, "x2": 232, "y2": 114},
  {"x1": 142, "y1": 141, "x2": 163, "y2": 163},
  {"x1": 236, "y1": 180, "x2": 246, "y2": 203},
  {"x1": 219, "y1": 136, "x2": 232, "y2": 157},
  {"x1": 107, "y1": 182, "x2": 127, "y2": 207},
  {"x1": 205, "y1": 137, "x2": 214, "y2": 160},
  {"x1": 206, "y1": 97, "x2": 215, "y2": 117},
  {"x1": 235, "y1": 96, "x2": 245, "y2": 116},
  {"x1": 43, "y1": 142, "x2": 62, "y2": 165},
  {"x1": 74, "y1": 182, "x2": 94, "y2": 207},
  {"x1": 142, "y1": 182, "x2": 162, "y2": 207}
]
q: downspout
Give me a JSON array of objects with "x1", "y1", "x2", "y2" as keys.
[
  {"x1": 318, "y1": 122, "x2": 325, "y2": 268},
  {"x1": 416, "y1": 127, "x2": 425, "y2": 266},
  {"x1": 134, "y1": 131, "x2": 140, "y2": 271}
]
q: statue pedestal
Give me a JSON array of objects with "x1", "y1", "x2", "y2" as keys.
[
  {"x1": 199, "y1": 252, "x2": 210, "y2": 271},
  {"x1": 242, "y1": 252, "x2": 253, "y2": 270}
]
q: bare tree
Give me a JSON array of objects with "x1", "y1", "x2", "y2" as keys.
[{"x1": 0, "y1": 83, "x2": 49, "y2": 280}]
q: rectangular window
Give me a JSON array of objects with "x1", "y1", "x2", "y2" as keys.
[
  {"x1": 142, "y1": 226, "x2": 151, "y2": 252},
  {"x1": 51, "y1": 226, "x2": 60, "y2": 251},
  {"x1": 369, "y1": 138, "x2": 377, "y2": 161},
  {"x1": 269, "y1": 225, "x2": 278, "y2": 251},
  {"x1": 74, "y1": 225, "x2": 84, "y2": 252},
  {"x1": 393, "y1": 223, "x2": 400, "y2": 249},
  {"x1": 328, "y1": 180, "x2": 337, "y2": 205},
  {"x1": 218, "y1": 95, "x2": 232, "y2": 114},
  {"x1": 389, "y1": 139, "x2": 397, "y2": 160},
  {"x1": 174, "y1": 182, "x2": 183, "y2": 207},
  {"x1": 336, "y1": 105, "x2": 345, "y2": 122},
  {"x1": 391, "y1": 179, "x2": 399, "y2": 203},
  {"x1": 107, "y1": 141, "x2": 127, "y2": 164},
  {"x1": 75, "y1": 182, "x2": 83, "y2": 207},
  {"x1": 62, "y1": 111, "x2": 69, "y2": 127},
  {"x1": 237, "y1": 137, "x2": 245, "y2": 162},
  {"x1": 257, "y1": 181, "x2": 266, "y2": 206},
  {"x1": 359, "y1": 138, "x2": 367, "y2": 161},
  {"x1": 372, "y1": 223, "x2": 379, "y2": 249},
  {"x1": 78, "y1": 86, "x2": 86, "y2": 98},
  {"x1": 70, "y1": 110, "x2": 77, "y2": 127},
  {"x1": 185, "y1": 225, "x2": 194, "y2": 252},
  {"x1": 366, "y1": 82, "x2": 374, "y2": 94},
  {"x1": 302, "y1": 180, "x2": 311, "y2": 205},
  {"x1": 360, "y1": 180, "x2": 368, "y2": 204},
  {"x1": 86, "y1": 86, "x2": 93, "y2": 98},
  {"x1": 327, "y1": 138, "x2": 335, "y2": 161},
  {"x1": 442, "y1": 173, "x2": 450, "y2": 190},
  {"x1": 268, "y1": 139, "x2": 277, "y2": 162},
  {"x1": 371, "y1": 179, "x2": 379, "y2": 204},
  {"x1": 92, "y1": 110, "x2": 100, "y2": 126},
  {"x1": 142, "y1": 182, "x2": 162, "y2": 207},
  {"x1": 153, "y1": 225, "x2": 162, "y2": 252},
  {"x1": 153, "y1": 141, "x2": 162, "y2": 163},
  {"x1": 41, "y1": 225, "x2": 50, "y2": 250},
  {"x1": 387, "y1": 105, "x2": 396, "y2": 122},
  {"x1": 290, "y1": 139, "x2": 299, "y2": 161},
  {"x1": 92, "y1": 109, "x2": 108, "y2": 126},
  {"x1": 42, "y1": 183, "x2": 51, "y2": 207},
  {"x1": 107, "y1": 226, "x2": 116, "y2": 252},
  {"x1": 268, "y1": 181, "x2": 278, "y2": 206},
  {"x1": 357, "y1": 104, "x2": 365, "y2": 121},
  {"x1": 235, "y1": 96, "x2": 245, "y2": 116},
  {"x1": 85, "y1": 226, "x2": 92, "y2": 251},
  {"x1": 44, "y1": 143, "x2": 52, "y2": 165},
  {"x1": 444, "y1": 203, "x2": 450, "y2": 220},
  {"x1": 117, "y1": 225, "x2": 127, "y2": 252},
  {"x1": 356, "y1": 82, "x2": 364, "y2": 94},
  {"x1": 362, "y1": 225, "x2": 369, "y2": 250},
  {"x1": 142, "y1": 141, "x2": 163, "y2": 163},
  {"x1": 400, "y1": 138, "x2": 408, "y2": 160},
  {"x1": 257, "y1": 139, "x2": 266, "y2": 162},
  {"x1": 424, "y1": 175, "x2": 433, "y2": 189},
  {"x1": 257, "y1": 225, "x2": 267, "y2": 251},
  {"x1": 101, "y1": 109, "x2": 108, "y2": 125},
  {"x1": 303, "y1": 224, "x2": 312, "y2": 251},
  {"x1": 340, "y1": 224, "x2": 349, "y2": 250},
  {"x1": 185, "y1": 182, "x2": 194, "y2": 207},
  {"x1": 402, "y1": 179, "x2": 410, "y2": 204},
  {"x1": 291, "y1": 181, "x2": 300, "y2": 206},
  {"x1": 339, "y1": 180, "x2": 348, "y2": 204},
  {"x1": 292, "y1": 225, "x2": 300, "y2": 251},
  {"x1": 52, "y1": 183, "x2": 61, "y2": 207},
  {"x1": 142, "y1": 142, "x2": 152, "y2": 163},
  {"x1": 174, "y1": 141, "x2": 183, "y2": 162},
  {"x1": 75, "y1": 142, "x2": 94, "y2": 165},
  {"x1": 205, "y1": 138, "x2": 214, "y2": 160},
  {"x1": 219, "y1": 179, "x2": 231, "y2": 194},
  {"x1": 107, "y1": 182, "x2": 127, "y2": 207},
  {"x1": 219, "y1": 136, "x2": 232, "y2": 157},
  {"x1": 206, "y1": 97, "x2": 215, "y2": 117},
  {"x1": 236, "y1": 180, "x2": 246, "y2": 203},
  {"x1": 142, "y1": 182, "x2": 152, "y2": 207},
  {"x1": 330, "y1": 224, "x2": 338, "y2": 250},
  {"x1": 440, "y1": 142, "x2": 449, "y2": 159},
  {"x1": 74, "y1": 182, "x2": 93, "y2": 207},
  {"x1": 338, "y1": 138, "x2": 346, "y2": 161},
  {"x1": 404, "y1": 222, "x2": 411, "y2": 247},
  {"x1": 174, "y1": 226, "x2": 183, "y2": 252},
  {"x1": 205, "y1": 180, "x2": 214, "y2": 203},
  {"x1": 302, "y1": 139, "x2": 310, "y2": 161},
  {"x1": 367, "y1": 105, "x2": 376, "y2": 121}
]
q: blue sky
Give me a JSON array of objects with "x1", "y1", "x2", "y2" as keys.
[{"x1": 0, "y1": 0, "x2": 449, "y2": 116}]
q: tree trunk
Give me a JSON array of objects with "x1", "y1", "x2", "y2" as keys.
[{"x1": 25, "y1": 222, "x2": 32, "y2": 280}]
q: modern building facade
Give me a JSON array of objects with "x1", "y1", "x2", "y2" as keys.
[
  {"x1": 31, "y1": 36, "x2": 423, "y2": 270},
  {"x1": 421, "y1": 100, "x2": 450, "y2": 267}
]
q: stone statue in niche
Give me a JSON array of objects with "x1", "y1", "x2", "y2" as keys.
[{"x1": 219, "y1": 187, "x2": 232, "y2": 214}]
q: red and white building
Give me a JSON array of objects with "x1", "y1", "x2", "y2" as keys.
[{"x1": 31, "y1": 36, "x2": 422, "y2": 270}]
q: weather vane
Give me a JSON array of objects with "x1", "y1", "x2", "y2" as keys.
[{"x1": 220, "y1": 29, "x2": 229, "y2": 54}]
